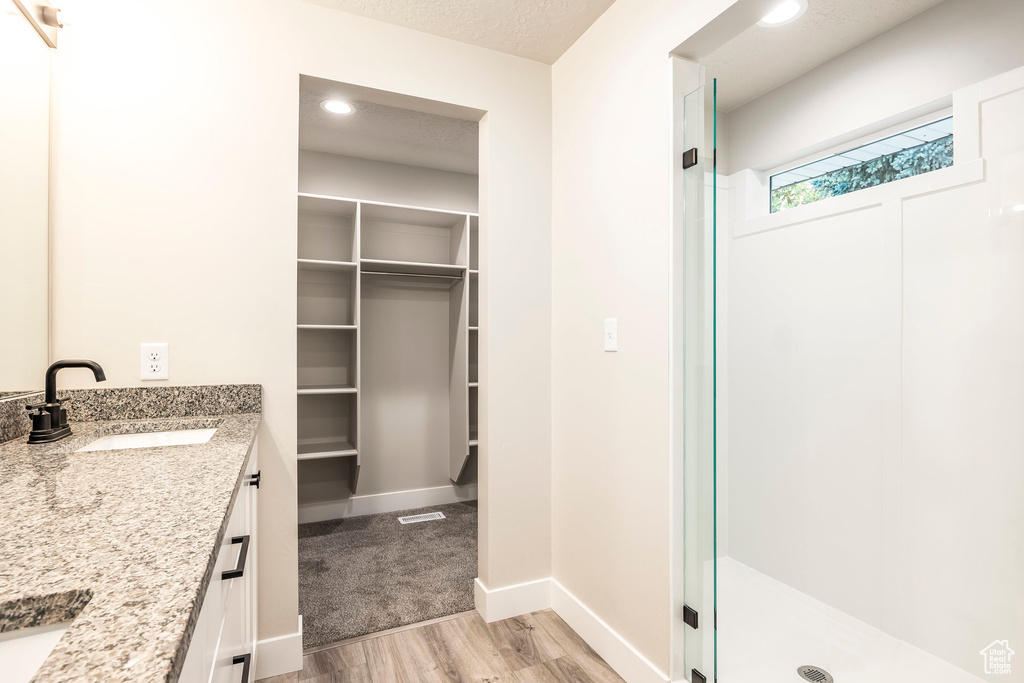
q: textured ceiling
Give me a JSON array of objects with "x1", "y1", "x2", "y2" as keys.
[
  {"x1": 302, "y1": 0, "x2": 617, "y2": 63},
  {"x1": 299, "y1": 76, "x2": 479, "y2": 175},
  {"x1": 698, "y1": 0, "x2": 947, "y2": 112}
]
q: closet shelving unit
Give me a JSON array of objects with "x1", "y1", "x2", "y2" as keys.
[
  {"x1": 468, "y1": 217, "x2": 479, "y2": 453},
  {"x1": 297, "y1": 192, "x2": 480, "y2": 492},
  {"x1": 296, "y1": 195, "x2": 360, "y2": 487}
]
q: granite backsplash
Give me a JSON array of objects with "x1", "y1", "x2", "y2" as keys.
[{"x1": 0, "y1": 384, "x2": 261, "y2": 445}]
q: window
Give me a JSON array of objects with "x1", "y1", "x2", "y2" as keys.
[{"x1": 770, "y1": 117, "x2": 954, "y2": 213}]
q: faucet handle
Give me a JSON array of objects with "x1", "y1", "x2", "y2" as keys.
[
  {"x1": 27, "y1": 407, "x2": 52, "y2": 433},
  {"x1": 26, "y1": 400, "x2": 62, "y2": 411}
]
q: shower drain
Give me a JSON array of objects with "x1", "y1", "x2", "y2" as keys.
[{"x1": 797, "y1": 666, "x2": 834, "y2": 683}]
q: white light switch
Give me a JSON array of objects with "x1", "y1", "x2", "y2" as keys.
[
  {"x1": 141, "y1": 343, "x2": 169, "y2": 380},
  {"x1": 604, "y1": 318, "x2": 618, "y2": 352}
]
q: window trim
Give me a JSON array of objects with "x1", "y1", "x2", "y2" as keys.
[
  {"x1": 729, "y1": 65, "x2": 1015, "y2": 238},
  {"x1": 760, "y1": 105, "x2": 954, "y2": 214},
  {"x1": 736, "y1": 157, "x2": 983, "y2": 239},
  {"x1": 768, "y1": 116, "x2": 954, "y2": 213}
]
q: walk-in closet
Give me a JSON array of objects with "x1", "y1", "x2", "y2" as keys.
[{"x1": 294, "y1": 77, "x2": 482, "y2": 649}]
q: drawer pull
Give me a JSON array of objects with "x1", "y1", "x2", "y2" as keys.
[
  {"x1": 222, "y1": 535, "x2": 250, "y2": 580},
  {"x1": 233, "y1": 653, "x2": 251, "y2": 682},
  {"x1": 246, "y1": 471, "x2": 260, "y2": 489}
]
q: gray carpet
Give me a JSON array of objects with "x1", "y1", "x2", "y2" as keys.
[{"x1": 298, "y1": 501, "x2": 477, "y2": 649}]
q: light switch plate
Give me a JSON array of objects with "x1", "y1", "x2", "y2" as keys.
[
  {"x1": 604, "y1": 318, "x2": 618, "y2": 352},
  {"x1": 141, "y1": 342, "x2": 168, "y2": 380}
]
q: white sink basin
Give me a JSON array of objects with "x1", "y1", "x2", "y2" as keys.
[
  {"x1": 0, "y1": 622, "x2": 70, "y2": 683},
  {"x1": 76, "y1": 428, "x2": 217, "y2": 452}
]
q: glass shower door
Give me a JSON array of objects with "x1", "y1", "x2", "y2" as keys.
[{"x1": 676, "y1": 77, "x2": 717, "y2": 683}]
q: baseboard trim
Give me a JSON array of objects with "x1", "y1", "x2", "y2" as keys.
[
  {"x1": 297, "y1": 484, "x2": 478, "y2": 523},
  {"x1": 474, "y1": 577, "x2": 551, "y2": 623},
  {"x1": 255, "y1": 615, "x2": 303, "y2": 680},
  {"x1": 550, "y1": 579, "x2": 670, "y2": 683}
]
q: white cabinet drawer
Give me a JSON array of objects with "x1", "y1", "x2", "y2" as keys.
[
  {"x1": 211, "y1": 576, "x2": 251, "y2": 683},
  {"x1": 178, "y1": 593, "x2": 210, "y2": 682},
  {"x1": 180, "y1": 439, "x2": 259, "y2": 683}
]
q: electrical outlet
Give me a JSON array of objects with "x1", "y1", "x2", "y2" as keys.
[
  {"x1": 141, "y1": 343, "x2": 169, "y2": 380},
  {"x1": 604, "y1": 318, "x2": 618, "y2": 352}
]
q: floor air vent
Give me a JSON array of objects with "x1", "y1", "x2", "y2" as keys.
[
  {"x1": 398, "y1": 512, "x2": 446, "y2": 524},
  {"x1": 797, "y1": 666, "x2": 834, "y2": 683}
]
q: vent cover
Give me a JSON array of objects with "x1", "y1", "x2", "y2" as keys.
[
  {"x1": 797, "y1": 666, "x2": 834, "y2": 683},
  {"x1": 398, "y1": 512, "x2": 446, "y2": 525}
]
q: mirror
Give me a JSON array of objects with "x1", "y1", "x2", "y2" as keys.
[{"x1": 0, "y1": 1, "x2": 51, "y2": 399}]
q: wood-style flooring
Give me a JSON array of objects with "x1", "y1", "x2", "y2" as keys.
[{"x1": 258, "y1": 609, "x2": 624, "y2": 683}]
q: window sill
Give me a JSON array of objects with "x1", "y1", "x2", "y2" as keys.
[{"x1": 733, "y1": 158, "x2": 985, "y2": 239}]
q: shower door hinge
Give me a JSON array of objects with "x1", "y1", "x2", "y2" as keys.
[
  {"x1": 682, "y1": 147, "x2": 698, "y2": 169},
  {"x1": 683, "y1": 604, "x2": 698, "y2": 629},
  {"x1": 692, "y1": 669, "x2": 707, "y2": 683}
]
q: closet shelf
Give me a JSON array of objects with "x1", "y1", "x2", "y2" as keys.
[
  {"x1": 297, "y1": 385, "x2": 357, "y2": 395},
  {"x1": 297, "y1": 439, "x2": 358, "y2": 460},
  {"x1": 298, "y1": 258, "x2": 358, "y2": 272},
  {"x1": 297, "y1": 324, "x2": 357, "y2": 330},
  {"x1": 297, "y1": 193, "x2": 358, "y2": 217},
  {"x1": 301, "y1": 192, "x2": 476, "y2": 219},
  {"x1": 361, "y1": 258, "x2": 467, "y2": 279}
]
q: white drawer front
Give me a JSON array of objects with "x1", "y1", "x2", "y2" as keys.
[{"x1": 180, "y1": 439, "x2": 259, "y2": 683}]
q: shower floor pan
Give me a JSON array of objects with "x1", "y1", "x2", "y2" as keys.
[{"x1": 717, "y1": 558, "x2": 984, "y2": 683}]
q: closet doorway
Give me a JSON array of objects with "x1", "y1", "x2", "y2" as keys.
[{"x1": 294, "y1": 76, "x2": 483, "y2": 650}]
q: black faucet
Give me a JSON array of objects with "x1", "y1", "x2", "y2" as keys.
[{"x1": 26, "y1": 360, "x2": 106, "y2": 444}]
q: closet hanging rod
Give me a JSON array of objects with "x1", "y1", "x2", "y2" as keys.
[{"x1": 361, "y1": 270, "x2": 464, "y2": 281}]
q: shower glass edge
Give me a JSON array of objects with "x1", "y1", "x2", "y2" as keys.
[{"x1": 681, "y1": 77, "x2": 717, "y2": 683}]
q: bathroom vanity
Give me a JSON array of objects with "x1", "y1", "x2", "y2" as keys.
[{"x1": 0, "y1": 385, "x2": 261, "y2": 682}]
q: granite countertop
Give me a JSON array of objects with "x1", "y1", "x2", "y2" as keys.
[{"x1": 0, "y1": 411, "x2": 260, "y2": 682}]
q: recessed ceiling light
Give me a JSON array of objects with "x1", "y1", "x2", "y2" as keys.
[
  {"x1": 758, "y1": 0, "x2": 808, "y2": 27},
  {"x1": 321, "y1": 99, "x2": 354, "y2": 115}
]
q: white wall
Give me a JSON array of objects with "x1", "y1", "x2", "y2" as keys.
[
  {"x1": 728, "y1": 207, "x2": 889, "y2": 628},
  {"x1": 49, "y1": 0, "x2": 551, "y2": 655},
  {"x1": 298, "y1": 150, "x2": 478, "y2": 212},
  {"x1": 724, "y1": 0, "x2": 1024, "y2": 175},
  {"x1": 900, "y1": 82, "x2": 1024, "y2": 675},
  {"x1": 726, "y1": 67, "x2": 1024, "y2": 678},
  {"x1": 0, "y1": 5, "x2": 49, "y2": 393},
  {"x1": 551, "y1": 0, "x2": 736, "y2": 674}
]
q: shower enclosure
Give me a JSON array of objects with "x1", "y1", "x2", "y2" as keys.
[
  {"x1": 674, "y1": 60, "x2": 1024, "y2": 683},
  {"x1": 673, "y1": 73, "x2": 717, "y2": 683}
]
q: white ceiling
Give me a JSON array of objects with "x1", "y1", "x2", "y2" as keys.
[
  {"x1": 687, "y1": 0, "x2": 947, "y2": 112},
  {"x1": 301, "y1": 0, "x2": 617, "y2": 64},
  {"x1": 299, "y1": 76, "x2": 480, "y2": 175}
]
